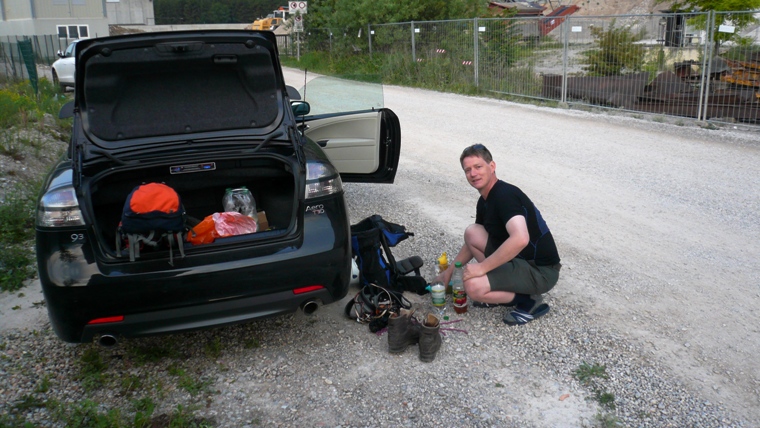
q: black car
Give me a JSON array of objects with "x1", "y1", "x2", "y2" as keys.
[{"x1": 35, "y1": 31, "x2": 400, "y2": 345}]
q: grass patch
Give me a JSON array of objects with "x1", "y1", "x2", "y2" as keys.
[
  {"x1": 50, "y1": 399, "x2": 125, "y2": 428},
  {"x1": 0, "y1": 181, "x2": 39, "y2": 292},
  {"x1": 120, "y1": 374, "x2": 144, "y2": 394},
  {"x1": 131, "y1": 397, "x2": 156, "y2": 428},
  {"x1": 168, "y1": 363, "x2": 213, "y2": 397},
  {"x1": 0, "y1": 244, "x2": 35, "y2": 292},
  {"x1": 79, "y1": 348, "x2": 108, "y2": 391},
  {"x1": 203, "y1": 337, "x2": 222, "y2": 359},
  {"x1": 243, "y1": 337, "x2": 260, "y2": 349},
  {"x1": 44, "y1": 397, "x2": 213, "y2": 428},
  {"x1": 35, "y1": 375, "x2": 51, "y2": 393},
  {"x1": 595, "y1": 389, "x2": 616, "y2": 409},
  {"x1": 166, "y1": 404, "x2": 214, "y2": 428},
  {"x1": 574, "y1": 361, "x2": 608, "y2": 384},
  {"x1": 127, "y1": 339, "x2": 182, "y2": 365},
  {"x1": 0, "y1": 79, "x2": 71, "y2": 292},
  {"x1": 595, "y1": 411, "x2": 622, "y2": 427},
  {"x1": 12, "y1": 394, "x2": 47, "y2": 412}
]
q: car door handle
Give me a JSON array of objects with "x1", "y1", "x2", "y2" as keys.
[{"x1": 316, "y1": 139, "x2": 328, "y2": 147}]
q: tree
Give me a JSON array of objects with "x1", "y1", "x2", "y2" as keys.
[
  {"x1": 660, "y1": 0, "x2": 760, "y2": 54},
  {"x1": 308, "y1": 0, "x2": 484, "y2": 31},
  {"x1": 154, "y1": 0, "x2": 281, "y2": 25},
  {"x1": 581, "y1": 20, "x2": 647, "y2": 76},
  {"x1": 209, "y1": 3, "x2": 232, "y2": 23},
  {"x1": 478, "y1": 7, "x2": 523, "y2": 69}
]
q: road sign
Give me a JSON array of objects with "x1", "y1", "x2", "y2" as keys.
[
  {"x1": 294, "y1": 14, "x2": 303, "y2": 32},
  {"x1": 289, "y1": 1, "x2": 307, "y2": 14}
]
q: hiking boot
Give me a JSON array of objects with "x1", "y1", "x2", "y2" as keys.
[
  {"x1": 387, "y1": 309, "x2": 421, "y2": 354},
  {"x1": 418, "y1": 313, "x2": 442, "y2": 363}
]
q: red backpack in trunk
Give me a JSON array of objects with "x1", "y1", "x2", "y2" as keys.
[{"x1": 117, "y1": 183, "x2": 187, "y2": 264}]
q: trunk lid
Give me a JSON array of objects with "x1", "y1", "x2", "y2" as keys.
[{"x1": 74, "y1": 31, "x2": 290, "y2": 164}]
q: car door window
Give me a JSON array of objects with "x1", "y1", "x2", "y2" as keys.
[
  {"x1": 65, "y1": 43, "x2": 76, "y2": 57},
  {"x1": 298, "y1": 76, "x2": 383, "y2": 116}
]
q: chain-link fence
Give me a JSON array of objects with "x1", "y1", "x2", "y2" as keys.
[
  {"x1": 297, "y1": 10, "x2": 759, "y2": 125},
  {"x1": 1, "y1": 35, "x2": 73, "y2": 81},
  {"x1": 4, "y1": 11, "x2": 758, "y2": 125}
]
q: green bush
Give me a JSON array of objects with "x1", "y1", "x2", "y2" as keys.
[
  {"x1": 0, "y1": 182, "x2": 38, "y2": 292},
  {"x1": 0, "y1": 79, "x2": 69, "y2": 128},
  {"x1": 0, "y1": 79, "x2": 70, "y2": 292},
  {"x1": 0, "y1": 245, "x2": 35, "y2": 292},
  {"x1": 581, "y1": 20, "x2": 647, "y2": 76}
]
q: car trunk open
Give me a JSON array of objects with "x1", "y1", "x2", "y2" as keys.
[
  {"x1": 76, "y1": 32, "x2": 284, "y2": 145},
  {"x1": 86, "y1": 153, "x2": 298, "y2": 262}
]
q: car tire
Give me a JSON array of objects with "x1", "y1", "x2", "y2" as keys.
[{"x1": 52, "y1": 70, "x2": 64, "y2": 91}]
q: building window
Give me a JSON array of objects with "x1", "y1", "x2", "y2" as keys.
[
  {"x1": 53, "y1": 0, "x2": 67, "y2": 5},
  {"x1": 107, "y1": 0, "x2": 120, "y2": 2},
  {"x1": 57, "y1": 25, "x2": 90, "y2": 40},
  {"x1": 72, "y1": 0, "x2": 85, "y2": 5}
]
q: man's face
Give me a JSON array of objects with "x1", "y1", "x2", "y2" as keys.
[{"x1": 461, "y1": 155, "x2": 496, "y2": 191}]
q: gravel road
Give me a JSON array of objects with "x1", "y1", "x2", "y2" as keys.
[{"x1": 1, "y1": 68, "x2": 759, "y2": 427}]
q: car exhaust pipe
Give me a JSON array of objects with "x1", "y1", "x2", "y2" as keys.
[
  {"x1": 97, "y1": 334, "x2": 119, "y2": 348},
  {"x1": 300, "y1": 300, "x2": 319, "y2": 315}
]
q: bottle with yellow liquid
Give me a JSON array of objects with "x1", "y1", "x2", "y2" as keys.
[{"x1": 436, "y1": 252, "x2": 452, "y2": 294}]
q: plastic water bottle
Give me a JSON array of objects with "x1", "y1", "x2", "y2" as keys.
[
  {"x1": 431, "y1": 282, "x2": 446, "y2": 317},
  {"x1": 430, "y1": 260, "x2": 447, "y2": 317},
  {"x1": 451, "y1": 261, "x2": 468, "y2": 314}
]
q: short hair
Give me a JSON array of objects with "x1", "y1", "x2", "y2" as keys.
[{"x1": 460, "y1": 144, "x2": 493, "y2": 166}]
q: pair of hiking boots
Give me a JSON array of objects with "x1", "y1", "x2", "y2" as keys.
[{"x1": 387, "y1": 309, "x2": 442, "y2": 362}]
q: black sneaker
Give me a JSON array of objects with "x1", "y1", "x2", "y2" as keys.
[
  {"x1": 503, "y1": 301, "x2": 550, "y2": 326},
  {"x1": 472, "y1": 301, "x2": 510, "y2": 308},
  {"x1": 474, "y1": 294, "x2": 543, "y2": 309}
]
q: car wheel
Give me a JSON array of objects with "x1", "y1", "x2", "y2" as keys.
[{"x1": 52, "y1": 70, "x2": 63, "y2": 90}]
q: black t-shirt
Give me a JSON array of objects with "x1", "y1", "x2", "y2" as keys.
[{"x1": 475, "y1": 180, "x2": 560, "y2": 266}]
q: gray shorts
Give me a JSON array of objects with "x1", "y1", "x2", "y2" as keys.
[{"x1": 486, "y1": 258, "x2": 560, "y2": 295}]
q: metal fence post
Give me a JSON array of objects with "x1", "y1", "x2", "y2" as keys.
[
  {"x1": 700, "y1": 10, "x2": 715, "y2": 121},
  {"x1": 411, "y1": 21, "x2": 416, "y2": 63},
  {"x1": 368, "y1": 24, "x2": 372, "y2": 60},
  {"x1": 561, "y1": 17, "x2": 570, "y2": 104},
  {"x1": 473, "y1": 17, "x2": 479, "y2": 88},
  {"x1": 697, "y1": 11, "x2": 712, "y2": 122}
]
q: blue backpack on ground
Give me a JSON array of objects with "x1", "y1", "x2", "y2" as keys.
[{"x1": 349, "y1": 215, "x2": 426, "y2": 294}]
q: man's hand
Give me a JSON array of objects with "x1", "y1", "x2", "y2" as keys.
[
  {"x1": 462, "y1": 263, "x2": 486, "y2": 281},
  {"x1": 433, "y1": 268, "x2": 452, "y2": 286}
]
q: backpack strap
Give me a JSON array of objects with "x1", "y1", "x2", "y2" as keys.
[
  {"x1": 167, "y1": 233, "x2": 175, "y2": 266},
  {"x1": 166, "y1": 232, "x2": 186, "y2": 267},
  {"x1": 128, "y1": 233, "x2": 138, "y2": 262},
  {"x1": 176, "y1": 232, "x2": 185, "y2": 258}
]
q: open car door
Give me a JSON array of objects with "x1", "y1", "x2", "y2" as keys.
[{"x1": 297, "y1": 76, "x2": 400, "y2": 183}]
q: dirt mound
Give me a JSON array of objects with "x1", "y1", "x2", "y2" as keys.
[
  {"x1": 109, "y1": 25, "x2": 146, "y2": 36},
  {"x1": 559, "y1": 0, "x2": 674, "y2": 16}
]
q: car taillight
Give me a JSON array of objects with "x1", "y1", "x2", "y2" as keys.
[
  {"x1": 37, "y1": 186, "x2": 85, "y2": 227},
  {"x1": 87, "y1": 316, "x2": 124, "y2": 325},
  {"x1": 293, "y1": 285, "x2": 325, "y2": 294},
  {"x1": 305, "y1": 160, "x2": 343, "y2": 199}
]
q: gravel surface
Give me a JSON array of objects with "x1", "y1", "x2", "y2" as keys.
[{"x1": 1, "y1": 68, "x2": 759, "y2": 427}]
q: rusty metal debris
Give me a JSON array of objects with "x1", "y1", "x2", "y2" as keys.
[{"x1": 542, "y1": 57, "x2": 760, "y2": 122}]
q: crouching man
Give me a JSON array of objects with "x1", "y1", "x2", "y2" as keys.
[{"x1": 437, "y1": 144, "x2": 561, "y2": 325}]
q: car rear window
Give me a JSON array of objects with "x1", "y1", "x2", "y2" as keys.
[{"x1": 82, "y1": 41, "x2": 280, "y2": 141}]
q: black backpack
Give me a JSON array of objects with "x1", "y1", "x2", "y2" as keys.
[
  {"x1": 116, "y1": 183, "x2": 187, "y2": 265},
  {"x1": 349, "y1": 215, "x2": 426, "y2": 294}
]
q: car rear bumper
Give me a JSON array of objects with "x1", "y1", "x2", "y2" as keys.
[
  {"x1": 80, "y1": 286, "x2": 336, "y2": 343},
  {"x1": 37, "y1": 197, "x2": 352, "y2": 343}
]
